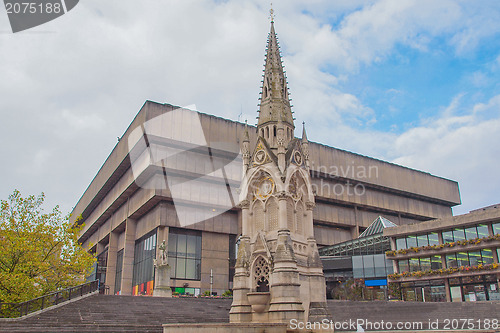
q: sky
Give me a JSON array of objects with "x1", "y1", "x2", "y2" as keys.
[{"x1": 0, "y1": 0, "x2": 499, "y2": 216}]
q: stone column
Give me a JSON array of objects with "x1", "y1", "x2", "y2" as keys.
[
  {"x1": 268, "y1": 229, "x2": 305, "y2": 323},
  {"x1": 241, "y1": 200, "x2": 250, "y2": 237},
  {"x1": 105, "y1": 231, "x2": 119, "y2": 294},
  {"x1": 389, "y1": 237, "x2": 398, "y2": 274},
  {"x1": 120, "y1": 218, "x2": 136, "y2": 295},
  {"x1": 277, "y1": 192, "x2": 288, "y2": 231},
  {"x1": 230, "y1": 200, "x2": 252, "y2": 323}
]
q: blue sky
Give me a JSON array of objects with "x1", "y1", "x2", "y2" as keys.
[{"x1": 0, "y1": 0, "x2": 499, "y2": 216}]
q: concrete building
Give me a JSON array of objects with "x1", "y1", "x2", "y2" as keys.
[
  {"x1": 384, "y1": 204, "x2": 500, "y2": 302},
  {"x1": 70, "y1": 21, "x2": 461, "y2": 297}
]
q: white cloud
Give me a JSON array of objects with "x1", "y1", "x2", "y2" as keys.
[{"x1": 391, "y1": 94, "x2": 500, "y2": 214}]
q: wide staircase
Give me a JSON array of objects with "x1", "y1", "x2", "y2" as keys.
[
  {"x1": 0, "y1": 294, "x2": 232, "y2": 333},
  {"x1": 1, "y1": 296, "x2": 499, "y2": 332}
]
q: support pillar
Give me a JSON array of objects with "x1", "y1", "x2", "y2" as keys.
[
  {"x1": 120, "y1": 217, "x2": 136, "y2": 295},
  {"x1": 105, "y1": 231, "x2": 119, "y2": 294}
]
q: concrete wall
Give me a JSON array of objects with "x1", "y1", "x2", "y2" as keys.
[{"x1": 70, "y1": 100, "x2": 462, "y2": 294}]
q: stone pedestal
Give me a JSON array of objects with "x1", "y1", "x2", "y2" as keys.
[{"x1": 153, "y1": 264, "x2": 172, "y2": 297}]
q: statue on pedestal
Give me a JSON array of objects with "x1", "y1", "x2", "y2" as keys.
[{"x1": 153, "y1": 240, "x2": 172, "y2": 297}]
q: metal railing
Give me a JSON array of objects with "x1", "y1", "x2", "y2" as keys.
[{"x1": 0, "y1": 280, "x2": 99, "y2": 318}]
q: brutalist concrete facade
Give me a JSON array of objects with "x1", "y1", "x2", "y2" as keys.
[{"x1": 70, "y1": 101, "x2": 460, "y2": 296}]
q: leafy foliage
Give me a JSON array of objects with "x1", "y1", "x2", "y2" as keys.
[{"x1": 0, "y1": 190, "x2": 95, "y2": 303}]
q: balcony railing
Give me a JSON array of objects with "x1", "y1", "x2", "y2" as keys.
[{"x1": 0, "y1": 280, "x2": 99, "y2": 318}]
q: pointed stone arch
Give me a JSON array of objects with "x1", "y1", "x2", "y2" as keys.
[
  {"x1": 287, "y1": 171, "x2": 309, "y2": 202},
  {"x1": 252, "y1": 256, "x2": 270, "y2": 292}
]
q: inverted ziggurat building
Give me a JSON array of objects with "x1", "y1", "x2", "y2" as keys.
[{"x1": 70, "y1": 20, "x2": 460, "y2": 304}]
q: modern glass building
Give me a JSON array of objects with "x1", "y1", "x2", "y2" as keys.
[
  {"x1": 320, "y1": 216, "x2": 396, "y2": 300},
  {"x1": 384, "y1": 204, "x2": 500, "y2": 302}
]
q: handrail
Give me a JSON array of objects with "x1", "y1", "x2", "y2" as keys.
[{"x1": 0, "y1": 280, "x2": 99, "y2": 318}]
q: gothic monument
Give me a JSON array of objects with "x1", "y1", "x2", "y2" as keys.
[{"x1": 229, "y1": 16, "x2": 328, "y2": 324}]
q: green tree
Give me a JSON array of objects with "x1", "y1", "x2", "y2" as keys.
[{"x1": 0, "y1": 190, "x2": 95, "y2": 304}]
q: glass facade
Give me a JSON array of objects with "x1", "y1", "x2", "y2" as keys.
[
  {"x1": 167, "y1": 228, "x2": 202, "y2": 280},
  {"x1": 114, "y1": 249, "x2": 123, "y2": 294},
  {"x1": 398, "y1": 223, "x2": 497, "y2": 249},
  {"x1": 391, "y1": 220, "x2": 500, "y2": 303},
  {"x1": 442, "y1": 224, "x2": 492, "y2": 244},
  {"x1": 449, "y1": 275, "x2": 499, "y2": 301},
  {"x1": 444, "y1": 250, "x2": 494, "y2": 268},
  {"x1": 401, "y1": 280, "x2": 446, "y2": 302},
  {"x1": 352, "y1": 254, "x2": 393, "y2": 279},
  {"x1": 493, "y1": 222, "x2": 500, "y2": 235},
  {"x1": 132, "y1": 230, "x2": 157, "y2": 296},
  {"x1": 398, "y1": 256, "x2": 442, "y2": 272},
  {"x1": 396, "y1": 232, "x2": 441, "y2": 249}
]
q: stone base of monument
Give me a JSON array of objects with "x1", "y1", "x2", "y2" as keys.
[
  {"x1": 152, "y1": 264, "x2": 172, "y2": 297},
  {"x1": 152, "y1": 286, "x2": 172, "y2": 297}
]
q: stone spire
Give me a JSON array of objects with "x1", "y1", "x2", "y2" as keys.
[
  {"x1": 301, "y1": 122, "x2": 310, "y2": 169},
  {"x1": 241, "y1": 120, "x2": 251, "y2": 174},
  {"x1": 257, "y1": 20, "x2": 294, "y2": 149}
]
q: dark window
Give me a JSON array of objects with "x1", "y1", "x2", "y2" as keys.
[
  {"x1": 457, "y1": 252, "x2": 469, "y2": 266},
  {"x1": 115, "y1": 249, "x2": 124, "y2": 294},
  {"x1": 476, "y1": 224, "x2": 489, "y2": 238},
  {"x1": 442, "y1": 230, "x2": 454, "y2": 243},
  {"x1": 428, "y1": 232, "x2": 439, "y2": 246},
  {"x1": 406, "y1": 236, "x2": 417, "y2": 248},
  {"x1": 464, "y1": 227, "x2": 478, "y2": 240},
  {"x1": 430, "y1": 255, "x2": 442, "y2": 270},
  {"x1": 416, "y1": 234, "x2": 428, "y2": 247},
  {"x1": 398, "y1": 259, "x2": 409, "y2": 273},
  {"x1": 229, "y1": 235, "x2": 237, "y2": 284},
  {"x1": 419, "y1": 257, "x2": 431, "y2": 271},
  {"x1": 168, "y1": 229, "x2": 202, "y2": 280},
  {"x1": 493, "y1": 222, "x2": 500, "y2": 235},
  {"x1": 96, "y1": 248, "x2": 108, "y2": 293},
  {"x1": 409, "y1": 257, "x2": 420, "y2": 272},
  {"x1": 468, "y1": 251, "x2": 481, "y2": 266},
  {"x1": 446, "y1": 253, "x2": 458, "y2": 268},
  {"x1": 481, "y1": 249, "x2": 494, "y2": 264},
  {"x1": 132, "y1": 230, "x2": 157, "y2": 295},
  {"x1": 453, "y1": 228, "x2": 465, "y2": 242}
]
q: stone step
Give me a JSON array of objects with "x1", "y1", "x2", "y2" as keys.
[{"x1": 1, "y1": 295, "x2": 498, "y2": 332}]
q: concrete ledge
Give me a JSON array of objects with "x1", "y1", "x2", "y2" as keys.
[{"x1": 163, "y1": 323, "x2": 289, "y2": 333}]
